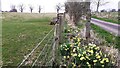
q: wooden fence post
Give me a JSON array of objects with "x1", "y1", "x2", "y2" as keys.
[
  {"x1": 52, "y1": 13, "x2": 64, "y2": 67},
  {"x1": 59, "y1": 16, "x2": 62, "y2": 44},
  {"x1": 52, "y1": 24, "x2": 58, "y2": 67},
  {"x1": 85, "y1": 2, "x2": 91, "y2": 44}
]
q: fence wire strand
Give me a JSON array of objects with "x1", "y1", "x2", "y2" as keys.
[
  {"x1": 18, "y1": 27, "x2": 54, "y2": 68},
  {"x1": 32, "y1": 34, "x2": 54, "y2": 67}
]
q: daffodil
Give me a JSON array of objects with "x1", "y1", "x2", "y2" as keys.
[
  {"x1": 93, "y1": 60, "x2": 97, "y2": 63},
  {"x1": 88, "y1": 43, "x2": 92, "y2": 46},
  {"x1": 83, "y1": 51, "x2": 86, "y2": 54},
  {"x1": 95, "y1": 47, "x2": 100, "y2": 50},
  {"x1": 67, "y1": 56, "x2": 70, "y2": 58},
  {"x1": 102, "y1": 65, "x2": 104, "y2": 67},
  {"x1": 77, "y1": 38, "x2": 80, "y2": 42},
  {"x1": 73, "y1": 48, "x2": 76, "y2": 52},
  {"x1": 78, "y1": 42, "x2": 80, "y2": 46},
  {"x1": 112, "y1": 61, "x2": 115, "y2": 64},
  {"x1": 88, "y1": 64, "x2": 91, "y2": 68},
  {"x1": 103, "y1": 58, "x2": 109, "y2": 62},
  {"x1": 65, "y1": 49, "x2": 67, "y2": 51},
  {"x1": 106, "y1": 58, "x2": 109, "y2": 62},
  {"x1": 100, "y1": 51, "x2": 102, "y2": 55},
  {"x1": 96, "y1": 55, "x2": 101, "y2": 59},
  {"x1": 88, "y1": 50, "x2": 93, "y2": 54},
  {"x1": 77, "y1": 47, "x2": 79, "y2": 49},
  {"x1": 63, "y1": 64, "x2": 66, "y2": 66},
  {"x1": 70, "y1": 44, "x2": 73, "y2": 47},
  {"x1": 73, "y1": 53, "x2": 77, "y2": 57},
  {"x1": 86, "y1": 56, "x2": 90, "y2": 60},
  {"x1": 104, "y1": 54, "x2": 107, "y2": 57},
  {"x1": 68, "y1": 30, "x2": 70, "y2": 32},
  {"x1": 78, "y1": 54, "x2": 81, "y2": 57},
  {"x1": 80, "y1": 57, "x2": 85, "y2": 60},
  {"x1": 77, "y1": 34, "x2": 80, "y2": 36},
  {"x1": 64, "y1": 56, "x2": 66, "y2": 59},
  {"x1": 100, "y1": 60, "x2": 104, "y2": 64},
  {"x1": 87, "y1": 62, "x2": 89, "y2": 64},
  {"x1": 72, "y1": 63, "x2": 76, "y2": 67},
  {"x1": 71, "y1": 53, "x2": 73, "y2": 56}
]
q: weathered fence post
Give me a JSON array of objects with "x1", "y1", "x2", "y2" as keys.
[
  {"x1": 52, "y1": 13, "x2": 64, "y2": 67},
  {"x1": 85, "y1": 2, "x2": 91, "y2": 44},
  {"x1": 52, "y1": 13, "x2": 60, "y2": 67}
]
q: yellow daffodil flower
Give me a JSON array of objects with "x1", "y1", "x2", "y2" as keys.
[
  {"x1": 86, "y1": 56, "x2": 90, "y2": 60},
  {"x1": 68, "y1": 30, "x2": 70, "y2": 32},
  {"x1": 93, "y1": 60, "x2": 97, "y2": 63},
  {"x1": 96, "y1": 55, "x2": 101, "y2": 59},
  {"x1": 83, "y1": 51, "x2": 86, "y2": 54},
  {"x1": 87, "y1": 62, "x2": 89, "y2": 64},
  {"x1": 88, "y1": 50, "x2": 93, "y2": 54},
  {"x1": 64, "y1": 56, "x2": 66, "y2": 59},
  {"x1": 65, "y1": 49, "x2": 67, "y2": 51},
  {"x1": 73, "y1": 48, "x2": 76, "y2": 52},
  {"x1": 63, "y1": 64, "x2": 66, "y2": 66},
  {"x1": 80, "y1": 57, "x2": 85, "y2": 60},
  {"x1": 78, "y1": 54, "x2": 81, "y2": 57},
  {"x1": 100, "y1": 60, "x2": 104, "y2": 64},
  {"x1": 112, "y1": 61, "x2": 115, "y2": 64},
  {"x1": 72, "y1": 63, "x2": 76, "y2": 67},
  {"x1": 67, "y1": 56, "x2": 70, "y2": 58},
  {"x1": 100, "y1": 51, "x2": 102, "y2": 55},
  {"x1": 88, "y1": 64, "x2": 91, "y2": 68},
  {"x1": 71, "y1": 53, "x2": 73, "y2": 56},
  {"x1": 77, "y1": 34, "x2": 80, "y2": 36},
  {"x1": 102, "y1": 65, "x2": 104, "y2": 67},
  {"x1": 77, "y1": 47, "x2": 79, "y2": 49},
  {"x1": 70, "y1": 44, "x2": 73, "y2": 47},
  {"x1": 78, "y1": 38, "x2": 80, "y2": 42},
  {"x1": 73, "y1": 53, "x2": 77, "y2": 57},
  {"x1": 103, "y1": 58, "x2": 109, "y2": 62}
]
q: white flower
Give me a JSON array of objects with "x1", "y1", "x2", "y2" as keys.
[{"x1": 73, "y1": 48, "x2": 76, "y2": 52}]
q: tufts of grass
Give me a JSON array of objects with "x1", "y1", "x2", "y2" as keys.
[
  {"x1": 92, "y1": 15, "x2": 119, "y2": 24},
  {"x1": 25, "y1": 17, "x2": 51, "y2": 23},
  {"x1": 91, "y1": 24, "x2": 120, "y2": 51},
  {"x1": 2, "y1": 12, "x2": 54, "y2": 66}
]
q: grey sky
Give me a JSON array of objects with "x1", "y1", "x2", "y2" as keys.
[{"x1": 1, "y1": 0, "x2": 119, "y2": 13}]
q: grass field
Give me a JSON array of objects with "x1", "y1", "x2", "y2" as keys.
[{"x1": 2, "y1": 12, "x2": 56, "y2": 66}]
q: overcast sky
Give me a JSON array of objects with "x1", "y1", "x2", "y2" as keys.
[{"x1": 1, "y1": 0, "x2": 119, "y2": 13}]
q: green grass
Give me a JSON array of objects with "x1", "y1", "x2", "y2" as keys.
[
  {"x1": 92, "y1": 15, "x2": 119, "y2": 24},
  {"x1": 2, "y1": 12, "x2": 55, "y2": 66},
  {"x1": 91, "y1": 24, "x2": 120, "y2": 51}
]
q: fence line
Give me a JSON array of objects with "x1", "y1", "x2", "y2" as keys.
[
  {"x1": 17, "y1": 13, "x2": 65, "y2": 67},
  {"x1": 17, "y1": 27, "x2": 54, "y2": 68},
  {"x1": 32, "y1": 34, "x2": 53, "y2": 67}
]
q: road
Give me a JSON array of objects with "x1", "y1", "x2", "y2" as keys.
[{"x1": 91, "y1": 18, "x2": 120, "y2": 36}]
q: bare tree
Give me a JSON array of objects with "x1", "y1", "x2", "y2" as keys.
[
  {"x1": 92, "y1": 0, "x2": 109, "y2": 12},
  {"x1": 56, "y1": 3, "x2": 61, "y2": 13},
  {"x1": 38, "y1": 5, "x2": 41, "y2": 13},
  {"x1": 11, "y1": 5, "x2": 16, "y2": 10},
  {"x1": 29, "y1": 5, "x2": 33, "y2": 13},
  {"x1": 18, "y1": 4, "x2": 25, "y2": 12},
  {"x1": 65, "y1": 2, "x2": 91, "y2": 43},
  {"x1": 65, "y1": 2, "x2": 89, "y2": 25},
  {"x1": 10, "y1": 5, "x2": 17, "y2": 12}
]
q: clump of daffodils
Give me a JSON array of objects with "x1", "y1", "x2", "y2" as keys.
[
  {"x1": 60, "y1": 43, "x2": 115, "y2": 68},
  {"x1": 75, "y1": 43, "x2": 114, "y2": 67},
  {"x1": 61, "y1": 27, "x2": 115, "y2": 68}
]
